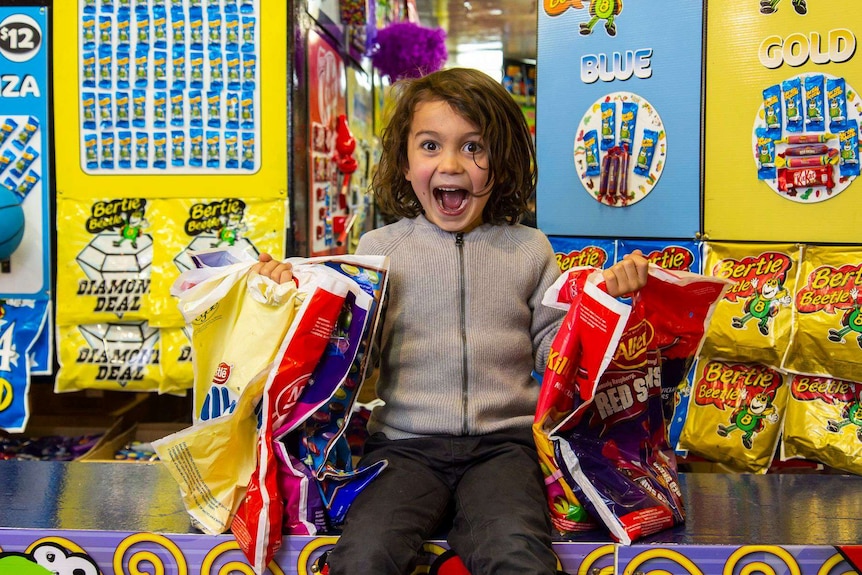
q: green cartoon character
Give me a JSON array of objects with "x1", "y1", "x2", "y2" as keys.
[
  {"x1": 579, "y1": 0, "x2": 622, "y2": 37},
  {"x1": 113, "y1": 208, "x2": 148, "y2": 249},
  {"x1": 0, "y1": 542, "x2": 100, "y2": 575},
  {"x1": 212, "y1": 212, "x2": 247, "y2": 247},
  {"x1": 826, "y1": 386, "x2": 862, "y2": 442},
  {"x1": 760, "y1": 0, "x2": 807, "y2": 14},
  {"x1": 827, "y1": 287, "x2": 862, "y2": 347},
  {"x1": 717, "y1": 389, "x2": 779, "y2": 449},
  {"x1": 731, "y1": 276, "x2": 791, "y2": 336}
]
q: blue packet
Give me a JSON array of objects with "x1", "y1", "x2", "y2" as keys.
[
  {"x1": 116, "y1": 49, "x2": 130, "y2": 88},
  {"x1": 190, "y1": 51, "x2": 205, "y2": 89},
  {"x1": 153, "y1": 132, "x2": 167, "y2": 169},
  {"x1": 10, "y1": 146, "x2": 38, "y2": 178},
  {"x1": 619, "y1": 101, "x2": 638, "y2": 148},
  {"x1": 132, "y1": 89, "x2": 147, "y2": 127},
  {"x1": 153, "y1": 91, "x2": 167, "y2": 127},
  {"x1": 98, "y1": 45, "x2": 113, "y2": 89},
  {"x1": 762, "y1": 84, "x2": 782, "y2": 140},
  {"x1": 600, "y1": 101, "x2": 615, "y2": 151},
  {"x1": 583, "y1": 129, "x2": 600, "y2": 177},
  {"x1": 782, "y1": 77, "x2": 803, "y2": 133},
  {"x1": 118, "y1": 131, "x2": 132, "y2": 169},
  {"x1": 135, "y1": 132, "x2": 149, "y2": 168},
  {"x1": 171, "y1": 130, "x2": 185, "y2": 167},
  {"x1": 172, "y1": 46, "x2": 186, "y2": 89},
  {"x1": 242, "y1": 53, "x2": 256, "y2": 90},
  {"x1": 189, "y1": 129, "x2": 204, "y2": 166},
  {"x1": 826, "y1": 76, "x2": 848, "y2": 133},
  {"x1": 153, "y1": 6, "x2": 168, "y2": 49},
  {"x1": 804, "y1": 74, "x2": 825, "y2": 132},
  {"x1": 12, "y1": 116, "x2": 39, "y2": 151},
  {"x1": 83, "y1": 51, "x2": 97, "y2": 87},
  {"x1": 170, "y1": 90, "x2": 184, "y2": 126},
  {"x1": 0, "y1": 151, "x2": 14, "y2": 176},
  {"x1": 208, "y1": 7, "x2": 222, "y2": 44},
  {"x1": 117, "y1": 9, "x2": 131, "y2": 47},
  {"x1": 241, "y1": 16, "x2": 256, "y2": 51},
  {"x1": 189, "y1": 7, "x2": 204, "y2": 50},
  {"x1": 99, "y1": 92, "x2": 113, "y2": 129},
  {"x1": 838, "y1": 119, "x2": 860, "y2": 178},
  {"x1": 85, "y1": 134, "x2": 99, "y2": 169},
  {"x1": 227, "y1": 52, "x2": 242, "y2": 90},
  {"x1": 100, "y1": 132, "x2": 115, "y2": 169},
  {"x1": 225, "y1": 14, "x2": 240, "y2": 51},
  {"x1": 171, "y1": 7, "x2": 185, "y2": 44},
  {"x1": 116, "y1": 92, "x2": 130, "y2": 128},
  {"x1": 755, "y1": 127, "x2": 776, "y2": 180},
  {"x1": 98, "y1": 14, "x2": 112, "y2": 44},
  {"x1": 633, "y1": 129, "x2": 659, "y2": 177},
  {"x1": 134, "y1": 48, "x2": 149, "y2": 87},
  {"x1": 15, "y1": 170, "x2": 40, "y2": 199},
  {"x1": 226, "y1": 92, "x2": 240, "y2": 129},
  {"x1": 240, "y1": 90, "x2": 254, "y2": 129},
  {"x1": 206, "y1": 131, "x2": 220, "y2": 168},
  {"x1": 189, "y1": 90, "x2": 203, "y2": 126},
  {"x1": 135, "y1": 10, "x2": 150, "y2": 46},
  {"x1": 153, "y1": 50, "x2": 167, "y2": 89},
  {"x1": 241, "y1": 132, "x2": 254, "y2": 170},
  {"x1": 83, "y1": 15, "x2": 97, "y2": 50},
  {"x1": 209, "y1": 48, "x2": 224, "y2": 89},
  {"x1": 0, "y1": 119, "x2": 19, "y2": 147},
  {"x1": 207, "y1": 91, "x2": 221, "y2": 128},
  {"x1": 225, "y1": 131, "x2": 238, "y2": 168}
]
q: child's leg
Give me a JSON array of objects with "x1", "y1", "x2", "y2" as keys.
[
  {"x1": 448, "y1": 431, "x2": 558, "y2": 575},
  {"x1": 326, "y1": 434, "x2": 453, "y2": 575}
]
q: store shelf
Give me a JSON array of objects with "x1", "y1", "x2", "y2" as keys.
[{"x1": 0, "y1": 460, "x2": 859, "y2": 574}]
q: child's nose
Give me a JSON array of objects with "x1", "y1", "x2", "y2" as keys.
[{"x1": 438, "y1": 149, "x2": 464, "y2": 173}]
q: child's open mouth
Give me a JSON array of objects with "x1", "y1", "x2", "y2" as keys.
[{"x1": 434, "y1": 187, "x2": 469, "y2": 215}]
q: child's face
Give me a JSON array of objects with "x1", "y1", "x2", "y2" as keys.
[{"x1": 404, "y1": 100, "x2": 492, "y2": 233}]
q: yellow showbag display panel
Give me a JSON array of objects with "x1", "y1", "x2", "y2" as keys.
[
  {"x1": 53, "y1": 0, "x2": 286, "y2": 199},
  {"x1": 704, "y1": 2, "x2": 862, "y2": 242}
]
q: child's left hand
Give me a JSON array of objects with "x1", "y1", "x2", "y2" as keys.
[{"x1": 602, "y1": 250, "x2": 649, "y2": 298}]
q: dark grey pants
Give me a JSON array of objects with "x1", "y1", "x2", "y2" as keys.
[{"x1": 326, "y1": 430, "x2": 559, "y2": 575}]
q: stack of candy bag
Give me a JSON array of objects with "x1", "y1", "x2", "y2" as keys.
[
  {"x1": 153, "y1": 247, "x2": 389, "y2": 574},
  {"x1": 533, "y1": 265, "x2": 729, "y2": 544}
]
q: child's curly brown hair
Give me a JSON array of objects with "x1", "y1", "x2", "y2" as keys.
[{"x1": 371, "y1": 68, "x2": 537, "y2": 225}]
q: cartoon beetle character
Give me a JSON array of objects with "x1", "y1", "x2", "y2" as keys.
[
  {"x1": 113, "y1": 208, "x2": 149, "y2": 249},
  {"x1": 826, "y1": 385, "x2": 862, "y2": 442},
  {"x1": 731, "y1": 276, "x2": 791, "y2": 336},
  {"x1": 579, "y1": 0, "x2": 622, "y2": 37},
  {"x1": 717, "y1": 389, "x2": 779, "y2": 449},
  {"x1": 760, "y1": 0, "x2": 807, "y2": 14},
  {"x1": 827, "y1": 287, "x2": 862, "y2": 347},
  {"x1": 211, "y1": 211, "x2": 247, "y2": 247}
]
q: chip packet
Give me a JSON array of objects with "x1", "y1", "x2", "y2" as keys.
[
  {"x1": 678, "y1": 359, "x2": 788, "y2": 474},
  {"x1": 781, "y1": 375, "x2": 862, "y2": 475},
  {"x1": 781, "y1": 244, "x2": 862, "y2": 382},
  {"x1": 701, "y1": 242, "x2": 801, "y2": 370}
]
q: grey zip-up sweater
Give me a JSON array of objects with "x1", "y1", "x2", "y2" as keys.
[{"x1": 356, "y1": 215, "x2": 565, "y2": 440}]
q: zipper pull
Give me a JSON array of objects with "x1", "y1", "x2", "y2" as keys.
[{"x1": 455, "y1": 232, "x2": 464, "y2": 246}]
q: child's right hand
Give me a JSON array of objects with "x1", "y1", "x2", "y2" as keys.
[{"x1": 251, "y1": 253, "x2": 294, "y2": 284}]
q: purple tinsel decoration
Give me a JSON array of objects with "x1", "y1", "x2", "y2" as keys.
[{"x1": 370, "y1": 21, "x2": 448, "y2": 81}]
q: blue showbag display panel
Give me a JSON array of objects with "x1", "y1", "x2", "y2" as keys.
[
  {"x1": 536, "y1": 0, "x2": 702, "y2": 239},
  {"x1": 0, "y1": 5, "x2": 51, "y2": 297}
]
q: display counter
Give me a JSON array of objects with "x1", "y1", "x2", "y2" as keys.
[{"x1": 0, "y1": 460, "x2": 859, "y2": 574}]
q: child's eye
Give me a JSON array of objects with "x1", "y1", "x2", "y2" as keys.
[
  {"x1": 421, "y1": 141, "x2": 439, "y2": 152},
  {"x1": 463, "y1": 141, "x2": 483, "y2": 154}
]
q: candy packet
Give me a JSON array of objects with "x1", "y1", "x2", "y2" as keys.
[{"x1": 538, "y1": 265, "x2": 729, "y2": 544}]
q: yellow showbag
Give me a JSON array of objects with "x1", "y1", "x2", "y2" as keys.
[{"x1": 154, "y1": 248, "x2": 354, "y2": 534}]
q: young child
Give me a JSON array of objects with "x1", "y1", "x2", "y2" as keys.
[{"x1": 254, "y1": 67, "x2": 647, "y2": 574}]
